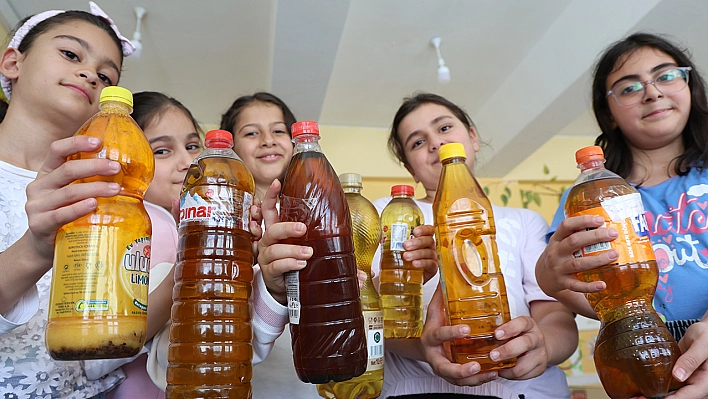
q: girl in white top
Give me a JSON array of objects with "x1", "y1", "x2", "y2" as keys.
[
  {"x1": 376, "y1": 93, "x2": 578, "y2": 399},
  {"x1": 0, "y1": 3, "x2": 177, "y2": 398}
]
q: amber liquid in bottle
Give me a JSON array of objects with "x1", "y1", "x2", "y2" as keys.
[
  {"x1": 567, "y1": 175, "x2": 681, "y2": 399},
  {"x1": 433, "y1": 144, "x2": 515, "y2": 371},
  {"x1": 281, "y1": 150, "x2": 367, "y2": 384},
  {"x1": 47, "y1": 91, "x2": 154, "y2": 361},
  {"x1": 379, "y1": 188, "x2": 424, "y2": 338},
  {"x1": 317, "y1": 174, "x2": 384, "y2": 399},
  {"x1": 167, "y1": 132, "x2": 255, "y2": 399}
]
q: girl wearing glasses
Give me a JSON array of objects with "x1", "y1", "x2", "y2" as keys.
[{"x1": 536, "y1": 32, "x2": 708, "y2": 397}]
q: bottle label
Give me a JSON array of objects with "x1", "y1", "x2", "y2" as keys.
[
  {"x1": 568, "y1": 192, "x2": 655, "y2": 264},
  {"x1": 50, "y1": 229, "x2": 150, "y2": 318},
  {"x1": 285, "y1": 271, "x2": 301, "y2": 324},
  {"x1": 363, "y1": 310, "x2": 384, "y2": 371},
  {"x1": 179, "y1": 185, "x2": 252, "y2": 231},
  {"x1": 389, "y1": 223, "x2": 411, "y2": 252}
]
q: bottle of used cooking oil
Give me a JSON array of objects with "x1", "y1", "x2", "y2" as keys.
[
  {"x1": 567, "y1": 145, "x2": 681, "y2": 399},
  {"x1": 379, "y1": 185, "x2": 424, "y2": 338},
  {"x1": 166, "y1": 130, "x2": 255, "y2": 399},
  {"x1": 317, "y1": 172, "x2": 384, "y2": 399},
  {"x1": 280, "y1": 121, "x2": 367, "y2": 384},
  {"x1": 432, "y1": 142, "x2": 515, "y2": 371},
  {"x1": 47, "y1": 86, "x2": 154, "y2": 360}
]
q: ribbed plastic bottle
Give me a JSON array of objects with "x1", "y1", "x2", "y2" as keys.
[
  {"x1": 567, "y1": 146, "x2": 681, "y2": 399},
  {"x1": 166, "y1": 130, "x2": 255, "y2": 399},
  {"x1": 432, "y1": 143, "x2": 516, "y2": 371},
  {"x1": 317, "y1": 173, "x2": 384, "y2": 399},
  {"x1": 379, "y1": 185, "x2": 424, "y2": 338},
  {"x1": 47, "y1": 86, "x2": 154, "y2": 361},
  {"x1": 280, "y1": 121, "x2": 367, "y2": 384}
]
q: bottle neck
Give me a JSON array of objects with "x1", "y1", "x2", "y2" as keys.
[
  {"x1": 441, "y1": 156, "x2": 466, "y2": 166},
  {"x1": 343, "y1": 186, "x2": 362, "y2": 194},
  {"x1": 99, "y1": 100, "x2": 132, "y2": 114},
  {"x1": 293, "y1": 134, "x2": 322, "y2": 155},
  {"x1": 578, "y1": 158, "x2": 606, "y2": 172},
  {"x1": 391, "y1": 193, "x2": 413, "y2": 200}
]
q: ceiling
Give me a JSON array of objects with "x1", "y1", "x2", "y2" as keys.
[{"x1": 2, "y1": 0, "x2": 708, "y2": 177}]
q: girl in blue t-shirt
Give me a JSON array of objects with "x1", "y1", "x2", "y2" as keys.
[{"x1": 536, "y1": 33, "x2": 708, "y2": 398}]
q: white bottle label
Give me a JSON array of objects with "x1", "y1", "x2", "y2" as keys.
[
  {"x1": 363, "y1": 310, "x2": 384, "y2": 371},
  {"x1": 285, "y1": 271, "x2": 300, "y2": 324},
  {"x1": 390, "y1": 223, "x2": 409, "y2": 252}
]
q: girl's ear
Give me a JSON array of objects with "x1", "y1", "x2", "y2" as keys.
[
  {"x1": 469, "y1": 126, "x2": 481, "y2": 153},
  {"x1": 0, "y1": 48, "x2": 21, "y2": 80}
]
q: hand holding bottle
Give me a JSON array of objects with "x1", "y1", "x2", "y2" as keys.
[
  {"x1": 405, "y1": 225, "x2": 438, "y2": 283},
  {"x1": 256, "y1": 179, "x2": 311, "y2": 305}
]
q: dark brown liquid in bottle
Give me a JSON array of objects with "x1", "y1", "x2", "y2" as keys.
[
  {"x1": 167, "y1": 156, "x2": 254, "y2": 399},
  {"x1": 280, "y1": 151, "x2": 367, "y2": 384},
  {"x1": 568, "y1": 177, "x2": 681, "y2": 399}
]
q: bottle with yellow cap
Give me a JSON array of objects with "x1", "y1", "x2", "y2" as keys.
[
  {"x1": 317, "y1": 172, "x2": 384, "y2": 399},
  {"x1": 566, "y1": 145, "x2": 681, "y2": 398},
  {"x1": 46, "y1": 86, "x2": 155, "y2": 360},
  {"x1": 167, "y1": 130, "x2": 255, "y2": 398},
  {"x1": 432, "y1": 142, "x2": 515, "y2": 371}
]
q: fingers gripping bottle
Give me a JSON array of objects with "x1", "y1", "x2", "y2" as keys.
[
  {"x1": 47, "y1": 86, "x2": 154, "y2": 360},
  {"x1": 317, "y1": 173, "x2": 384, "y2": 399},
  {"x1": 567, "y1": 146, "x2": 681, "y2": 399},
  {"x1": 432, "y1": 143, "x2": 516, "y2": 371},
  {"x1": 280, "y1": 121, "x2": 367, "y2": 384},
  {"x1": 379, "y1": 185, "x2": 425, "y2": 338},
  {"x1": 166, "y1": 130, "x2": 255, "y2": 399}
]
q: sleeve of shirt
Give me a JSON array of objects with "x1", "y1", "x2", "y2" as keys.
[
  {"x1": 0, "y1": 285, "x2": 39, "y2": 334},
  {"x1": 520, "y1": 209, "x2": 556, "y2": 305},
  {"x1": 546, "y1": 187, "x2": 571, "y2": 244},
  {"x1": 251, "y1": 267, "x2": 289, "y2": 365}
]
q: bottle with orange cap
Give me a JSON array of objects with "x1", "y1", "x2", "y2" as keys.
[
  {"x1": 379, "y1": 184, "x2": 425, "y2": 338},
  {"x1": 432, "y1": 142, "x2": 516, "y2": 371},
  {"x1": 566, "y1": 145, "x2": 681, "y2": 399},
  {"x1": 46, "y1": 86, "x2": 154, "y2": 361},
  {"x1": 166, "y1": 130, "x2": 256, "y2": 398},
  {"x1": 280, "y1": 121, "x2": 367, "y2": 384}
]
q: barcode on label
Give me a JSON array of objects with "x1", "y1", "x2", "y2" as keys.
[
  {"x1": 390, "y1": 223, "x2": 408, "y2": 251},
  {"x1": 583, "y1": 241, "x2": 611, "y2": 255},
  {"x1": 285, "y1": 271, "x2": 300, "y2": 324},
  {"x1": 369, "y1": 343, "x2": 383, "y2": 358}
]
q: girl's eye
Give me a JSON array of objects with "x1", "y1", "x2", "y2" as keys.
[
  {"x1": 657, "y1": 70, "x2": 679, "y2": 83},
  {"x1": 274, "y1": 129, "x2": 287, "y2": 134},
  {"x1": 619, "y1": 82, "x2": 643, "y2": 95},
  {"x1": 244, "y1": 131, "x2": 257, "y2": 137},
  {"x1": 98, "y1": 73, "x2": 113, "y2": 86},
  {"x1": 187, "y1": 143, "x2": 201, "y2": 152},
  {"x1": 440, "y1": 125, "x2": 451, "y2": 133},
  {"x1": 61, "y1": 50, "x2": 78, "y2": 61},
  {"x1": 411, "y1": 139, "x2": 424, "y2": 149},
  {"x1": 153, "y1": 148, "x2": 169, "y2": 156}
]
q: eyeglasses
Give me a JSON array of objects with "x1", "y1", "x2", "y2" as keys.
[{"x1": 606, "y1": 67, "x2": 692, "y2": 106}]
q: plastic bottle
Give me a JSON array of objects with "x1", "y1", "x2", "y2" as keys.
[
  {"x1": 566, "y1": 146, "x2": 681, "y2": 399},
  {"x1": 379, "y1": 185, "x2": 424, "y2": 338},
  {"x1": 317, "y1": 173, "x2": 384, "y2": 399},
  {"x1": 280, "y1": 121, "x2": 367, "y2": 384},
  {"x1": 432, "y1": 143, "x2": 516, "y2": 371},
  {"x1": 166, "y1": 130, "x2": 255, "y2": 399},
  {"x1": 46, "y1": 86, "x2": 154, "y2": 361}
]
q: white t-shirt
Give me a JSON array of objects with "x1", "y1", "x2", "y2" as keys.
[{"x1": 371, "y1": 197, "x2": 570, "y2": 399}]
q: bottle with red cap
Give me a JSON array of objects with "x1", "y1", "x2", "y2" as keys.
[
  {"x1": 280, "y1": 121, "x2": 367, "y2": 384},
  {"x1": 566, "y1": 145, "x2": 681, "y2": 399},
  {"x1": 167, "y1": 130, "x2": 256, "y2": 398},
  {"x1": 379, "y1": 184, "x2": 425, "y2": 338}
]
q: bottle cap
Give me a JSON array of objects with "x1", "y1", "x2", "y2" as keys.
[
  {"x1": 205, "y1": 130, "x2": 234, "y2": 149},
  {"x1": 438, "y1": 143, "x2": 466, "y2": 161},
  {"x1": 339, "y1": 173, "x2": 362, "y2": 188},
  {"x1": 292, "y1": 120, "x2": 320, "y2": 137},
  {"x1": 391, "y1": 185, "x2": 414, "y2": 196},
  {"x1": 100, "y1": 86, "x2": 132, "y2": 107},
  {"x1": 575, "y1": 146, "x2": 604, "y2": 164}
]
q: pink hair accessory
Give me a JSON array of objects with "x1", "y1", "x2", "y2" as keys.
[{"x1": 1, "y1": 1, "x2": 135, "y2": 100}]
